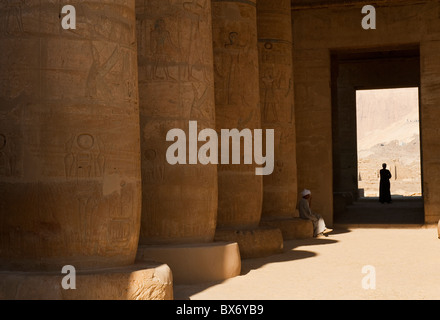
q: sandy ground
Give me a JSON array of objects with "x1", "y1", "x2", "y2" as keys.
[{"x1": 174, "y1": 226, "x2": 440, "y2": 300}]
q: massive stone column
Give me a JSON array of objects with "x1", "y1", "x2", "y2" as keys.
[
  {"x1": 256, "y1": 0, "x2": 311, "y2": 239},
  {"x1": 0, "y1": 0, "x2": 171, "y2": 299},
  {"x1": 136, "y1": 0, "x2": 218, "y2": 245},
  {"x1": 135, "y1": 0, "x2": 240, "y2": 284},
  {"x1": 212, "y1": 0, "x2": 283, "y2": 258}
]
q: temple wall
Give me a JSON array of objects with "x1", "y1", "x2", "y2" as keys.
[{"x1": 293, "y1": 0, "x2": 440, "y2": 224}]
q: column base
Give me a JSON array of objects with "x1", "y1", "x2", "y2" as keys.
[
  {"x1": 260, "y1": 217, "x2": 314, "y2": 240},
  {"x1": 438, "y1": 219, "x2": 440, "y2": 239},
  {"x1": 0, "y1": 262, "x2": 173, "y2": 300},
  {"x1": 214, "y1": 227, "x2": 284, "y2": 259},
  {"x1": 136, "y1": 242, "x2": 241, "y2": 285}
]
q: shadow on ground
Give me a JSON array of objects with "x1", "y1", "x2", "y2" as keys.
[{"x1": 173, "y1": 229, "x2": 349, "y2": 300}]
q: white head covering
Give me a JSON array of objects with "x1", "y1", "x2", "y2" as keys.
[{"x1": 301, "y1": 189, "x2": 311, "y2": 197}]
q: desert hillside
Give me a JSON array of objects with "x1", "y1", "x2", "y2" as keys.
[{"x1": 356, "y1": 88, "x2": 422, "y2": 197}]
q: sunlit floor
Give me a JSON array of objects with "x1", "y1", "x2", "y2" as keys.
[{"x1": 174, "y1": 226, "x2": 440, "y2": 300}]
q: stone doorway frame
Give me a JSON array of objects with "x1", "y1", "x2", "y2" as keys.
[{"x1": 330, "y1": 46, "x2": 425, "y2": 224}]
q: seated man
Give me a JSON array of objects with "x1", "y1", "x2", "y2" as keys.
[{"x1": 299, "y1": 189, "x2": 333, "y2": 237}]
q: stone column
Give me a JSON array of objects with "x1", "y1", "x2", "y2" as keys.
[
  {"x1": 135, "y1": 0, "x2": 240, "y2": 284},
  {"x1": 0, "y1": 1, "x2": 171, "y2": 299},
  {"x1": 256, "y1": 0, "x2": 311, "y2": 239},
  {"x1": 212, "y1": 0, "x2": 283, "y2": 258},
  {"x1": 136, "y1": 0, "x2": 218, "y2": 245}
]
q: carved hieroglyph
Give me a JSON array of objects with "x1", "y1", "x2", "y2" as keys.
[
  {"x1": 257, "y1": 0, "x2": 298, "y2": 218},
  {"x1": 136, "y1": 0, "x2": 218, "y2": 244},
  {"x1": 212, "y1": 0, "x2": 263, "y2": 229},
  {"x1": 0, "y1": 1, "x2": 142, "y2": 271}
]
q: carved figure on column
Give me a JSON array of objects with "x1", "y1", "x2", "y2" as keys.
[
  {"x1": 224, "y1": 31, "x2": 246, "y2": 105},
  {"x1": 261, "y1": 67, "x2": 279, "y2": 123},
  {"x1": 150, "y1": 18, "x2": 179, "y2": 81},
  {"x1": 86, "y1": 43, "x2": 121, "y2": 99},
  {"x1": 64, "y1": 134, "x2": 105, "y2": 179},
  {"x1": 183, "y1": 0, "x2": 209, "y2": 82},
  {"x1": 1, "y1": 0, "x2": 24, "y2": 35},
  {"x1": 0, "y1": 134, "x2": 15, "y2": 176}
]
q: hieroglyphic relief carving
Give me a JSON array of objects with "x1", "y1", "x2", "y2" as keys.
[
  {"x1": 0, "y1": 0, "x2": 25, "y2": 36},
  {"x1": 211, "y1": 0, "x2": 265, "y2": 230},
  {"x1": 224, "y1": 31, "x2": 246, "y2": 105},
  {"x1": 83, "y1": 39, "x2": 138, "y2": 103},
  {"x1": 0, "y1": 55, "x2": 31, "y2": 110},
  {"x1": 143, "y1": 148, "x2": 165, "y2": 182},
  {"x1": 150, "y1": 18, "x2": 179, "y2": 81},
  {"x1": 141, "y1": 121, "x2": 167, "y2": 183},
  {"x1": 86, "y1": 43, "x2": 121, "y2": 99},
  {"x1": 76, "y1": 183, "x2": 101, "y2": 244},
  {"x1": 182, "y1": 0, "x2": 210, "y2": 82},
  {"x1": 137, "y1": 0, "x2": 214, "y2": 87},
  {"x1": 213, "y1": 28, "x2": 256, "y2": 128},
  {"x1": 257, "y1": 0, "x2": 298, "y2": 218},
  {"x1": 0, "y1": 133, "x2": 16, "y2": 176},
  {"x1": 107, "y1": 218, "x2": 131, "y2": 246},
  {"x1": 259, "y1": 41, "x2": 293, "y2": 125},
  {"x1": 137, "y1": 1, "x2": 217, "y2": 243},
  {"x1": 88, "y1": 7, "x2": 135, "y2": 46},
  {"x1": 137, "y1": 0, "x2": 216, "y2": 120},
  {"x1": 73, "y1": 179, "x2": 136, "y2": 250},
  {"x1": 121, "y1": 50, "x2": 138, "y2": 103},
  {"x1": 107, "y1": 181, "x2": 135, "y2": 249},
  {"x1": 286, "y1": 78, "x2": 293, "y2": 98},
  {"x1": 190, "y1": 82, "x2": 213, "y2": 120},
  {"x1": 64, "y1": 133, "x2": 105, "y2": 179},
  {"x1": 261, "y1": 41, "x2": 290, "y2": 65},
  {"x1": 261, "y1": 66, "x2": 280, "y2": 123},
  {"x1": 0, "y1": 1, "x2": 142, "y2": 269}
]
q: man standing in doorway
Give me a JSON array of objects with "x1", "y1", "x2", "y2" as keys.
[{"x1": 379, "y1": 163, "x2": 392, "y2": 204}]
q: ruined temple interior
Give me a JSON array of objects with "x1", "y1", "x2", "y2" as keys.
[{"x1": 1, "y1": 0, "x2": 440, "y2": 300}]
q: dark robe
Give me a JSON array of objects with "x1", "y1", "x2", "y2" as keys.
[{"x1": 379, "y1": 168, "x2": 392, "y2": 203}]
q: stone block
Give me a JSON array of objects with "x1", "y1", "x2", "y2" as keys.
[
  {"x1": 0, "y1": 263, "x2": 173, "y2": 300},
  {"x1": 215, "y1": 227, "x2": 283, "y2": 259},
  {"x1": 136, "y1": 242, "x2": 241, "y2": 285},
  {"x1": 260, "y1": 218, "x2": 313, "y2": 240}
]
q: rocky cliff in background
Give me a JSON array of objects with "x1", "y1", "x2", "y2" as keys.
[{"x1": 356, "y1": 88, "x2": 422, "y2": 197}]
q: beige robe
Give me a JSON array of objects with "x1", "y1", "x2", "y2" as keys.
[{"x1": 298, "y1": 198, "x2": 326, "y2": 236}]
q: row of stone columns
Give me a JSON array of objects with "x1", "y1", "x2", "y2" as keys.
[
  {"x1": 0, "y1": 0, "x2": 298, "y2": 298},
  {"x1": 0, "y1": 0, "x2": 174, "y2": 300}
]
